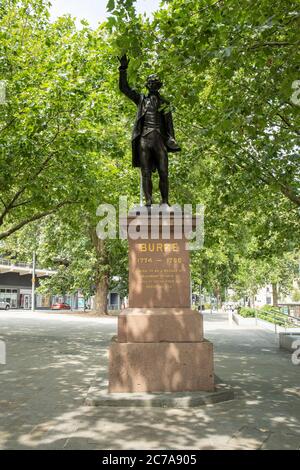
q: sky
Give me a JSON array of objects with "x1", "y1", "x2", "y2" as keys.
[{"x1": 49, "y1": 0, "x2": 162, "y2": 29}]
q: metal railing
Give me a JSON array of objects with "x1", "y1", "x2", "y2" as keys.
[
  {"x1": 254, "y1": 308, "x2": 300, "y2": 333},
  {"x1": 0, "y1": 258, "x2": 33, "y2": 268}
]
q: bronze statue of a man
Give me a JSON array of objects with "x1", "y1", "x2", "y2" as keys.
[{"x1": 118, "y1": 54, "x2": 181, "y2": 207}]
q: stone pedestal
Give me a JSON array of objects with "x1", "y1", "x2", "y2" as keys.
[
  {"x1": 108, "y1": 213, "x2": 215, "y2": 393},
  {"x1": 117, "y1": 308, "x2": 203, "y2": 343}
]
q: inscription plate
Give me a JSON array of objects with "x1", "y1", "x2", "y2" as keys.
[{"x1": 129, "y1": 237, "x2": 191, "y2": 308}]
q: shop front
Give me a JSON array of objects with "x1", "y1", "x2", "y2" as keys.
[{"x1": 0, "y1": 288, "x2": 18, "y2": 309}]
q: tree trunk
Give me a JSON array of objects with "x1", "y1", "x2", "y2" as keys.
[
  {"x1": 272, "y1": 283, "x2": 278, "y2": 307},
  {"x1": 213, "y1": 286, "x2": 221, "y2": 311},
  {"x1": 89, "y1": 226, "x2": 110, "y2": 315},
  {"x1": 94, "y1": 274, "x2": 109, "y2": 314}
]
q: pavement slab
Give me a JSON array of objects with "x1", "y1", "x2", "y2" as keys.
[{"x1": 0, "y1": 310, "x2": 299, "y2": 450}]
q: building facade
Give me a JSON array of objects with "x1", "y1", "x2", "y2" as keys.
[{"x1": 0, "y1": 258, "x2": 124, "y2": 311}]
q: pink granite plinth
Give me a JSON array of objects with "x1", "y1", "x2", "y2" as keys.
[
  {"x1": 108, "y1": 214, "x2": 215, "y2": 394},
  {"x1": 118, "y1": 308, "x2": 203, "y2": 343},
  {"x1": 109, "y1": 338, "x2": 214, "y2": 393}
]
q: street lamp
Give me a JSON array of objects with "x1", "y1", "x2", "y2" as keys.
[{"x1": 31, "y1": 251, "x2": 36, "y2": 312}]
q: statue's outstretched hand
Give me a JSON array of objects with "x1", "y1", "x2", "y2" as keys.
[{"x1": 117, "y1": 54, "x2": 130, "y2": 69}]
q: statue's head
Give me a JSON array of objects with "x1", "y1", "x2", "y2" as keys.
[{"x1": 146, "y1": 74, "x2": 163, "y2": 92}]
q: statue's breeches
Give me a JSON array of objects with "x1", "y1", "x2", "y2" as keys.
[
  {"x1": 139, "y1": 131, "x2": 168, "y2": 174},
  {"x1": 139, "y1": 131, "x2": 169, "y2": 204}
]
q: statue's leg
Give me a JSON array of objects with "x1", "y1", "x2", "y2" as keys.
[
  {"x1": 155, "y1": 138, "x2": 169, "y2": 205},
  {"x1": 140, "y1": 137, "x2": 153, "y2": 206}
]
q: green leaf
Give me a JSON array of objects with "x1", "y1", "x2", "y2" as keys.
[{"x1": 106, "y1": 0, "x2": 115, "y2": 12}]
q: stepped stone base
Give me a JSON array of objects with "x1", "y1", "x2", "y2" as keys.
[
  {"x1": 108, "y1": 337, "x2": 214, "y2": 393},
  {"x1": 118, "y1": 308, "x2": 203, "y2": 343},
  {"x1": 86, "y1": 375, "x2": 234, "y2": 408}
]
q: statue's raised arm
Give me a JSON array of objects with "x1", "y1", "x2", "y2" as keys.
[{"x1": 118, "y1": 54, "x2": 141, "y2": 105}]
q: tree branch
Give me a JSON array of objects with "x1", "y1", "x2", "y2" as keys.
[
  {"x1": 276, "y1": 112, "x2": 300, "y2": 136},
  {"x1": 0, "y1": 117, "x2": 16, "y2": 134},
  {"x1": 198, "y1": 0, "x2": 223, "y2": 13},
  {"x1": 279, "y1": 186, "x2": 300, "y2": 207},
  {"x1": 0, "y1": 197, "x2": 7, "y2": 209},
  {"x1": 0, "y1": 151, "x2": 58, "y2": 226},
  {"x1": 228, "y1": 139, "x2": 300, "y2": 208},
  {"x1": 0, "y1": 109, "x2": 78, "y2": 227},
  {"x1": 248, "y1": 41, "x2": 299, "y2": 50},
  {"x1": 10, "y1": 199, "x2": 33, "y2": 209},
  {"x1": 0, "y1": 200, "x2": 76, "y2": 240}
]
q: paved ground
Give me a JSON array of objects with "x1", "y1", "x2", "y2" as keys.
[{"x1": 0, "y1": 309, "x2": 299, "y2": 450}]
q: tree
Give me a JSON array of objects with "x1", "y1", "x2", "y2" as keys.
[
  {"x1": 106, "y1": 0, "x2": 300, "y2": 300},
  {"x1": 0, "y1": 1, "x2": 90, "y2": 238},
  {"x1": 231, "y1": 252, "x2": 299, "y2": 306},
  {"x1": 1, "y1": 0, "x2": 299, "y2": 312},
  {"x1": 0, "y1": 0, "x2": 137, "y2": 240},
  {"x1": 0, "y1": 0, "x2": 139, "y2": 312}
]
